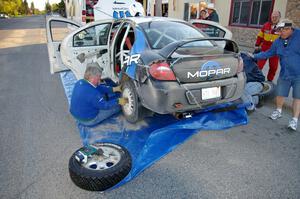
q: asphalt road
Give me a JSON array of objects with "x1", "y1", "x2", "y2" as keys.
[{"x1": 0, "y1": 16, "x2": 299, "y2": 199}]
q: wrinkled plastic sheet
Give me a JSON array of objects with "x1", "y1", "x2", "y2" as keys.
[{"x1": 60, "y1": 71, "x2": 248, "y2": 190}]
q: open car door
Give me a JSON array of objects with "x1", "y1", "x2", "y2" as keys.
[
  {"x1": 190, "y1": 19, "x2": 233, "y2": 39},
  {"x1": 46, "y1": 17, "x2": 81, "y2": 74},
  {"x1": 63, "y1": 19, "x2": 114, "y2": 80}
]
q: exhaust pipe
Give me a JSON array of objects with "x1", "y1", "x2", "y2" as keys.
[{"x1": 173, "y1": 112, "x2": 193, "y2": 119}]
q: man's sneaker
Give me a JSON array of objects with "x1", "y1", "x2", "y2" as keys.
[
  {"x1": 288, "y1": 119, "x2": 298, "y2": 131},
  {"x1": 246, "y1": 107, "x2": 256, "y2": 115},
  {"x1": 269, "y1": 110, "x2": 282, "y2": 120}
]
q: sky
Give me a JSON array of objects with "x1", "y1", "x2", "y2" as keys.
[{"x1": 27, "y1": 0, "x2": 61, "y2": 11}]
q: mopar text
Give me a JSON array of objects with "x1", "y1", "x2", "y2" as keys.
[{"x1": 187, "y1": 68, "x2": 231, "y2": 78}]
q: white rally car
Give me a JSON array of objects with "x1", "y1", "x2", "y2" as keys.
[{"x1": 46, "y1": 17, "x2": 244, "y2": 123}]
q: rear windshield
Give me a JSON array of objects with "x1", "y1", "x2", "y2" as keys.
[{"x1": 140, "y1": 21, "x2": 205, "y2": 49}]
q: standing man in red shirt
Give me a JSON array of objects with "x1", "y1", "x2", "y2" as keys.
[{"x1": 255, "y1": 11, "x2": 281, "y2": 81}]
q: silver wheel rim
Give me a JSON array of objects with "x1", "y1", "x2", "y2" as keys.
[
  {"x1": 81, "y1": 145, "x2": 121, "y2": 171},
  {"x1": 122, "y1": 87, "x2": 134, "y2": 116}
]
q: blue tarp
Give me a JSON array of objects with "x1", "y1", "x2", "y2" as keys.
[{"x1": 60, "y1": 71, "x2": 248, "y2": 190}]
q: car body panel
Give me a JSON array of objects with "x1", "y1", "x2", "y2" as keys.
[
  {"x1": 46, "y1": 16, "x2": 245, "y2": 116},
  {"x1": 125, "y1": 27, "x2": 149, "y2": 80},
  {"x1": 46, "y1": 17, "x2": 81, "y2": 74},
  {"x1": 138, "y1": 73, "x2": 245, "y2": 114},
  {"x1": 56, "y1": 19, "x2": 114, "y2": 80}
]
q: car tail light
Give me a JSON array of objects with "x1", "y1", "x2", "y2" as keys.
[
  {"x1": 82, "y1": 10, "x2": 86, "y2": 15},
  {"x1": 237, "y1": 56, "x2": 244, "y2": 73},
  {"x1": 149, "y1": 62, "x2": 176, "y2": 81}
]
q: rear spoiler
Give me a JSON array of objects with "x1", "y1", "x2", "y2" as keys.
[{"x1": 158, "y1": 38, "x2": 239, "y2": 58}]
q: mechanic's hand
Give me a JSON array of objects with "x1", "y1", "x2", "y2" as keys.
[
  {"x1": 118, "y1": 97, "x2": 128, "y2": 105},
  {"x1": 113, "y1": 85, "x2": 122, "y2": 93}
]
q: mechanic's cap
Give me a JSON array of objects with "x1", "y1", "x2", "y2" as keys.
[
  {"x1": 276, "y1": 19, "x2": 293, "y2": 29},
  {"x1": 129, "y1": 2, "x2": 145, "y2": 17},
  {"x1": 207, "y1": 3, "x2": 215, "y2": 10}
]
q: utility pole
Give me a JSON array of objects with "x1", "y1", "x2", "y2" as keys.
[{"x1": 155, "y1": 0, "x2": 162, "y2": 16}]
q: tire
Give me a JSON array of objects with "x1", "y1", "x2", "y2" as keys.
[
  {"x1": 69, "y1": 143, "x2": 132, "y2": 191},
  {"x1": 121, "y1": 80, "x2": 144, "y2": 123}
]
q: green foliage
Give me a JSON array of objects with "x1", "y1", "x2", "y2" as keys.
[
  {"x1": 58, "y1": 0, "x2": 65, "y2": 15},
  {"x1": 0, "y1": 0, "x2": 64, "y2": 16},
  {"x1": 0, "y1": 0, "x2": 39, "y2": 16},
  {"x1": 51, "y1": 0, "x2": 65, "y2": 16},
  {"x1": 30, "y1": 1, "x2": 34, "y2": 14},
  {"x1": 52, "y1": 3, "x2": 59, "y2": 12},
  {"x1": 45, "y1": 2, "x2": 51, "y2": 14},
  {"x1": 0, "y1": 0, "x2": 19, "y2": 16},
  {"x1": 23, "y1": 0, "x2": 29, "y2": 15}
]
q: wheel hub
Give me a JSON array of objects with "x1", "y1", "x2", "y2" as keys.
[
  {"x1": 81, "y1": 145, "x2": 121, "y2": 171},
  {"x1": 122, "y1": 87, "x2": 134, "y2": 115}
]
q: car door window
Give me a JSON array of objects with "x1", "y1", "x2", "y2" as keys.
[
  {"x1": 50, "y1": 20, "x2": 79, "y2": 42},
  {"x1": 73, "y1": 23, "x2": 111, "y2": 47},
  {"x1": 193, "y1": 23, "x2": 226, "y2": 38}
]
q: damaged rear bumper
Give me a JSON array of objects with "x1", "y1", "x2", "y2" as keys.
[{"x1": 138, "y1": 73, "x2": 245, "y2": 114}]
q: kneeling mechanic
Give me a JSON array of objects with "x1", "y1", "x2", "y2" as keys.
[{"x1": 70, "y1": 65, "x2": 128, "y2": 126}]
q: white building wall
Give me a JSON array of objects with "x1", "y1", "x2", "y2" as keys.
[
  {"x1": 273, "y1": 0, "x2": 287, "y2": 18},
  {"x1": 146, "y1": 0, "x2": 289, "y2": 48},
  {"x1": 149, "y1": 0, "x2": 212, "y2": 20},
  {"x1": 214, "y1": 0, "x2": 231, "y2": 26},
  {"x1": 159, "y1": 0, "x2": 287, "y2": 26}
]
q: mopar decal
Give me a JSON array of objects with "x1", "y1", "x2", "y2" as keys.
[
  {"x1": 187, "y1": 68, "x2": 230, "y2": 78},
  {"x1": 187, "y1": 61, "x2": 230, "y2": 78},
  {"x1": 124, "y1": 54, "x2": 141, "y2": 65}
]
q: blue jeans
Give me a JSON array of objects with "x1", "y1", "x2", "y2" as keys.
[
  {"x1": 77, "y1": 106, "x2": 121, "y2": 127},
  {"x1": 241, "y1": 82, "x2": 263, "y2": 110},
  {"x1": 276, "y1": 78, "x2": 300, "y2": 99}
]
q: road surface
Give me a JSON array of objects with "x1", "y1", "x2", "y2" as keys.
[{"x1": 0, "y1": 16, "x2": 299, "y2": 199}]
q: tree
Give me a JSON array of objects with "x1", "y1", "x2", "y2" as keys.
[
  {"x1": 0, "y1": 0, "x2": 32, "y2": 16},
  {"x1": 51, "y1": 3, "x2": 59, "y2": 12},
  {"x1": 51, "y1": 0, "x2": 65, "y2": 16},
  {"x1": 16, "y1": 0, "x2": 23, "y2": 15},
  {"x1": 58, "y1": 0, "x2": 65, "y2": 16},
  {"x1": 23, "y1": 0, "x2": 29, "y2": 15},
  {"x1": 0, "y1": 0, "x2": 20, "y2": 16},
  {"x1": 30, "y1": 1, "x2": 34, "y2": 14},
  {"x1": 45, "y1": 2, "x2": 51, "y2": 14}
]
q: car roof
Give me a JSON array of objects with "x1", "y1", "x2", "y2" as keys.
[{"x1": 120, "y1": 17, "x2": 187, "y2": 25}]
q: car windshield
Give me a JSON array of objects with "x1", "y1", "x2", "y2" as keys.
[{"x1": 140, "y1": 21, "x2": 205, "y2": 49}]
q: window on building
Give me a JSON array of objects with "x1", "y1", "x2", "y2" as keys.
[{"x1": 230, "y1": 0, "x2": 274, "y2": 27}]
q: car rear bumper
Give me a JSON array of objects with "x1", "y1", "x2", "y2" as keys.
[{"x1": 138, "y1": 73, "x2": 245, "y2": 114}]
